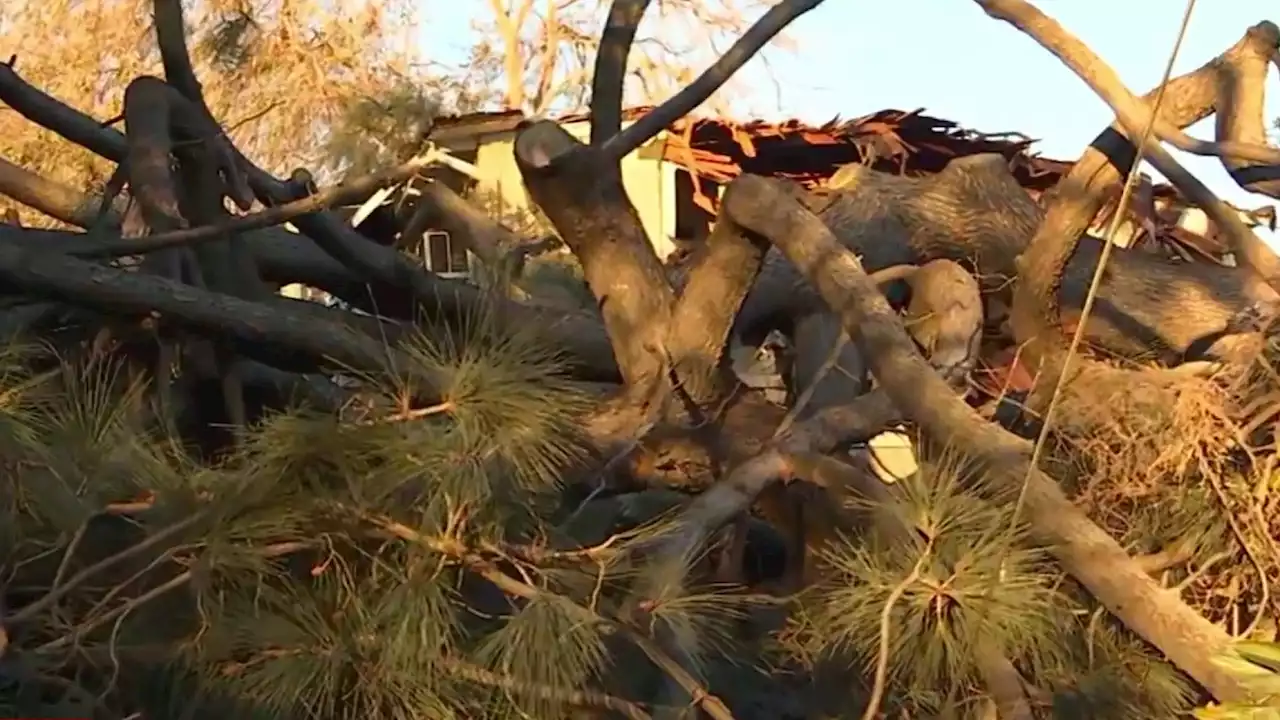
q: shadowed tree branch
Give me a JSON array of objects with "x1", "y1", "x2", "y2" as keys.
[
  {"x1": 0, "y1": 236, "x2": 442, "y2": 393},
  {"x1": 589, "y1": 0, "x2": 654, "y2": 145},
  {"x1": 978, "y1": 1, "x2": 1280, "y2": 292}
]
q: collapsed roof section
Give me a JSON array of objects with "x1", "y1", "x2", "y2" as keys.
[{"x1": 432, "y1": 105, "x2": 1276, "y2": 264}]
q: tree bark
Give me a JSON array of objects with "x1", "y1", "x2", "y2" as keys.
[
  {"x1": 514, "y1": 121, "x2": 675, "y2": 391},
  {"x1": 730, "y1": 157, "x2": 1277, "y2": 365},
  {"x1": 1002, "y1": 15, "x2": 1280, "y2": 367},
  {"x1": 721, "y1": 172, "x2": 1250, "y2": 703}
]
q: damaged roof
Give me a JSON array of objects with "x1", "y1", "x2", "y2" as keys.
[{"x1": 433, "y1": 105, "x2": 1275, "y2": 262}]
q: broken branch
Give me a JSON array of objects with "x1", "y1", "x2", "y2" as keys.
[
  {"x1": 83, "y1": 150, "x2": 448, "y2": 259},
  {"x1": 0, "y1": 239, "x2": 443, "y2": 396}
]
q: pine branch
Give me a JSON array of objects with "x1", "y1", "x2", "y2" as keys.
[
  {"x1": 32, "y1": 540, "x2": 311, "y2": 654},
  {"x1": 443, "y1": 656, "x2": 652, "y2": 719},
  {"x1": 360, "y1": 510, "x2": 740, "y2": 720},
  {"x1": 861, "y1": 538, "x2": 931, "y2": 720},
  {"x1": 7, "y1": 512, "x2": 206, "y2": 626}
]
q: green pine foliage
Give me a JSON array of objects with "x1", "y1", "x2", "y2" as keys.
[
  {"x1": 784, "y1": 452, "x2": 1199, "y2": 719},
  {"x1": 0, "y1": 308, "x2": 1263, "y2": 719},
  {"x1": 0, "y1": 309, "x2": 694, "y2": 720}
]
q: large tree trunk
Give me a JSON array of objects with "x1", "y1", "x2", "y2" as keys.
[{"x1": 731, "y1": 156, "x2": 1278, "y2": 365}]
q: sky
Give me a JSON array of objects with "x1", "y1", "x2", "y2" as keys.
[{"x1": 417, "y1": 0, "x2": 1280, "y2": 241}]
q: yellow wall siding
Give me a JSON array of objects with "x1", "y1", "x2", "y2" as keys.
[{"x1": 442, "y1": 120, "x2": 677, "y2": 261}]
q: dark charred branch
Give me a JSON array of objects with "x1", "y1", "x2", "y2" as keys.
[
  {"x1": 589, "y1": 0, "x2": 653, "y2": 145},
  {"x1": 153, "y1": 0, "x2": 207, "y2": 105},
  {"x1": 255, "y1": 160, "x2": 467, "y2": 319},
  {"x1": 0, "y1": 238, "x2": 443, "y2": 395},
  {"x1": 121, "y1": 73, "x2": 260, "y2": 430},
  {"x1": 0, "y1": 61, "x2": 486, "y2": 331},
  {"x1": 122, "y1": 77, "x2": 192, "y2": 236},
  {"x1": 0, "y1": 222, "x2": 624, "y2": 383},
  {"x1": 86, "y1": 154, "x2": 448, "y2": 259},
  {"x1": 0, "y1": 63, "x2": 129, "y2": 161},
  {"x1": 152, "y1": 0, "x2": 253, "y2": 211},
  {"x1": 0, "y1": 62, "x2": 628, "y2": 394},
  {"x1": 122, "y1": 77, "x2": 251, "y2": 218},
  {"x1": 720, "y1": 172, "x2": 1249, "y2": 703}
]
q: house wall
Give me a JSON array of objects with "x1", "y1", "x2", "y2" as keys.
[{"x1": 440, "y1": 120, "x2": 678, "y2": 261}]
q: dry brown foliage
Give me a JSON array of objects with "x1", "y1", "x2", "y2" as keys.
[
  {"x1": 1055, "y1": 361, "x2": 1239, "y2": 504},
  {"x1": 1041, "y1": 349, "x2": 1280, "y2": 638},
  {"x1": 0, "y1": 0, "x2": 424, "y2": 226}
]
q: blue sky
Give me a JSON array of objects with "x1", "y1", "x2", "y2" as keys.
[{"x1": 418, "y1": 1, "x2": 1279, "y2": 216}]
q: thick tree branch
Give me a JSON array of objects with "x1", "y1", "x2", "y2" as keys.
[
  {"x1": 414, "y1": 180, "x2": 521, "y2": 267},
  {"x1": 123, "y1": 77, "x2": 197, "y2": 236},
  {"x1": 1001, "y1": 21, "x2": 1274, "y2": 367},
  {"x1": 978, "y1": 2, "x2": 1280, "y2": 293},
  {"x1": 808, "y1": 158, "x2": 1276, "y2": 365},
  {"x1": 719, "y1": 173, "x2": 1249, "y2": 702},
  {"x1": 0, "y1": 156, "x2": 120, "y2": 228},
  {"x1": 520, "y1": 0, "x2": 827, "y2": 404},
  {"x1": 644, "y1": 262, "x2": 983, "y2": 589},
  {"x1": 85, "y1": 151, "x2": 447, "y2": 259},
  {"x1": 665, "y1": 205, "x2": 773, "y2": 406},
  {"x1": 1214, "y1": 22, "x2": 1280, "y2": 198},
  {"x1": 988, "y1": 9, "x2": 1280, "y2": 166},
  {"x1": 515, "y1": 121, "x2": 674, "y2": 392},
  {"x1": 2, "y1": 222, "x2": 624, "y2": 383},
  {"x1": 153, "y1": 0, "x2": 206, "y2": 103},
  {"x1": 589, "y1": 0, "x2": 654, "y2": 145},
  {"x1": 151, "y1": 0, "x2": 252, "y2": 210},
  {"x1": 0, "y1": 63, "x2": 547, "y2": 359},
  {"x1": 0, "y1": 238, "x2": 442, "y2": 393},
  {"x1": 0, "y1": 63, "x2": 129, "y2": 161},
  {"x1": 0, "y1": 156, "x2": 473, "y2": 365}
]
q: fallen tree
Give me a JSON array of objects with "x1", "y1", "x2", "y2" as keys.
[{"x1": 0, "y1": 0, "x2": 1279, "y2": 717}]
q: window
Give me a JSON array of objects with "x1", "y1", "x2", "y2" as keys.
[{"x1": 422, "y1": 230, "x2": 471, "y2": 277}]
